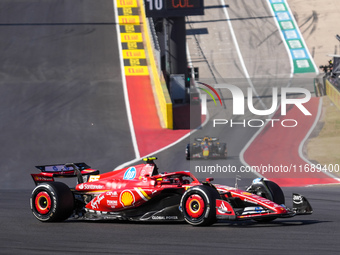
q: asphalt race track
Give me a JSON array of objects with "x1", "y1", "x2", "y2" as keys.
[
  {"x1": 0, "y1": 0, "x2": 135, "y2": 190},
  {"x1": 1, "y1": 0, "x2": 340, "y2": 254},
  {"x1": 1, "y1": 186, "x2": 340, "y2": 254}
]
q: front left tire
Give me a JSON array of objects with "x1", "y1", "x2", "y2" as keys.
[{"x1": 180, "y1": 185, "x2": 220, "y2": 226}]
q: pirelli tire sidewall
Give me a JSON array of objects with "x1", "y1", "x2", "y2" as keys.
[
  {"x1": 180, "y1": 185, "x2": 219, "y2": 226},
  {"x1": 30, "y1": 182, "x2": 74, "y2": 222}
]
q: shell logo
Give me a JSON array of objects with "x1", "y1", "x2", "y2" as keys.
[{"x1": 120, "y1": 190, "x2": 135, "y2": 207}]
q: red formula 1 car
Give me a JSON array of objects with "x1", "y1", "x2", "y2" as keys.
[{"x1": 30, "y1": 157, "x2": 312, "y2": 226}]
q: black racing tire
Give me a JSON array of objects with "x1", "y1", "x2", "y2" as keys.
[
  {"x1": 220, "y1": 144, "x2": 227, "y2": 159},
  {"x1": 180, "y1": 185, "x2": 220, "y2": 226},
  {"x1": 253, "y1": 180, "x2": 285, "y2": 223},
  {"x1": 30, "y1": 182, "x2": 74, "y2": 222},
  {"x1": 185, "y1": 144, "x2": 191, "y2": 160},
  {"x1": 264, "y1": 180, "x2": 285, "y2": 205}
]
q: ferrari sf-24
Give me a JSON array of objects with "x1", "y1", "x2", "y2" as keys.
[{"x1": 30, "y1": 157, "x2": 312, "y2": 226}]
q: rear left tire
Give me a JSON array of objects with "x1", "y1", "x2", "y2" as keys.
[{"x1": 30, "y1": 182, "x2": 74, "y2": 222}]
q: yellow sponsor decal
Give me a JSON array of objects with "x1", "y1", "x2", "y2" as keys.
[
  {"x1": 129, "y1": 59, "x2": 141, "y2": 66},
  {"x1": 120, "y1": 33, "x2": 143, "y2": 42},
  {"x1": 126, "y1": 41, "x2": 138, "y2": 50},
  {"x1": 88, "y1": 175, "x2": 100, "y2": 182},
  {"x1": 203, "y1": 149, "x2": 209, "y2": 157},
  {"x1": 124, "y1": 66, "x2": 149, "y2": 76},
  {"x1": 120, "y1": 190, "x2": 135, "y2": 207},
  {"x1": 122, "y1": 7, "x2": 133, "y2": 16},
  {"x1": 124, "y1": 25, "x2": 137, "y2": 33},
  {"x1": 117, "y1": 0, "x2": 137, "y2": 7},
  {"x1": 118, "y1": 16, "x2": 140, "y2": 25},
  {"x1": 137, "y1": 187, "x2": 151, "y2": 200},
  {"x1": 122, "y1": 50, "x2": 146, "y2": 59}
]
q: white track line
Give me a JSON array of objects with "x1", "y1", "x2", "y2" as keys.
[
  {"x1": 113, "y1": 1, "x2": 208, "y2": 171},
  {"x1": 114, "y1": 115, "x2": 210, "y2": 170},
  {"x1": 220, "y1": 0, "x2": 267, "y2": 110},
  {"x1": 113, "y1": 0, "x2": 140, "y2": 159},
  {"x1": 241, "y1": 1, "x2": 335, "y2": 183},
  {"x1": 265, "y1": 0, "x2": 294, "y2": 78},
  {"x1": 114, "y1": 131, "x2": 192, "y2": 170},
  {"x1": 220, "y1": 0, "x2": 267, "y2": 177},
  {"x1": 114, "y1": 43, "x2": 211, "y2": 171}
]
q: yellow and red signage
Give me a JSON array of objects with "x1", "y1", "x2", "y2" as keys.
[{"x1": 116, "y1": 0, "x2": 149, "y2": 76}]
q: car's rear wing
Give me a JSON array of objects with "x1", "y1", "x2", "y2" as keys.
[
  {"x1": 195, "y1": 137, "x2": 219, "y2": 142},
  {"x1": 31, "y1": 163, "x2": 99, "y2": 186}
]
